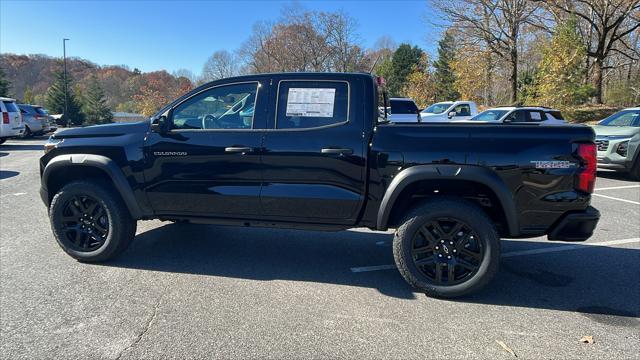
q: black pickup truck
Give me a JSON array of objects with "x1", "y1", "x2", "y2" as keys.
[{"x1": 40, "y1": 72, "x2": 600, "y2": 297}]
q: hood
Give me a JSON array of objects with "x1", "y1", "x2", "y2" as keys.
[
  {"x1": 591, "y1": 125, "x2": 639, "y2": 138},
  {"x1": 52, "y1": 121, "x2": 150, "y2": 139}
]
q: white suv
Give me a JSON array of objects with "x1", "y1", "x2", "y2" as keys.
[
  {"x1": 469, "y1": 106, "x2": 566, "y2": 125},
  {"x1": 0, "y1": 97, "x2": 25, "y2": 144}
]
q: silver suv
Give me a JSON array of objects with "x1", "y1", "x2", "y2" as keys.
[
  {"x1": 592, "y1": 107, "x2": 640, "y2": 179},
  {"x1": 18, "y1": 104, "x2": 53, "y2": 137}
]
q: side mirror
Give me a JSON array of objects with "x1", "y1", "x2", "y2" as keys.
[
  {"x1": 448, "y1": 111, "x2": 457, "y2": 119},
  {"x1": 151, "y1": 115, "x2": 169, "y2": 134}
]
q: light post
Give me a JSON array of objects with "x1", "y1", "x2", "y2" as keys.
[{"x1": 63, "y1": 38, "x2": 69, "y2": 125}]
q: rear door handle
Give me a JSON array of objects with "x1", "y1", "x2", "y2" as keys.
[
  {"x1": 225, "y1": 146, "x2": 253, "y2": 153},
  {"x1": 321, "y1": 147, "x2": 353, "y2": 155}
]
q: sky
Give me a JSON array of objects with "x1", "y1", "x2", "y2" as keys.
[{"x1": 0, "y1": 0, "x2": 441, "y2": 75}]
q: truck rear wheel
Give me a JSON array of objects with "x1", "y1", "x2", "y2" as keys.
[
  {"x1": 393, "y1": 197, "x2": 500, "y2": 298},
  {"x1": 49, "y1": 181, "x2": 136, "y2": 262}
]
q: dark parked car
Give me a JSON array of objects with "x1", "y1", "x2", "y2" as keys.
[{"x1": 39, "y1": 72, "x2": 600, "y2": 298}]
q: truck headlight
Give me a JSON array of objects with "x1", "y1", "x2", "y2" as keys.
[
  {"x1": 44, "y1": 138, "x2": 62, "y2": 154},
  {"x1": 616, "y1": 140, "x2": 629, "y2": 157}
]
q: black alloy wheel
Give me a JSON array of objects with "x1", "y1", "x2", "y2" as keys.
[
  {"x1": 411, "y1": 218, "x2": 483, "y2": 285},
  {"x1": 60, "y1": 195, "x2": 109, "y2": 252}
]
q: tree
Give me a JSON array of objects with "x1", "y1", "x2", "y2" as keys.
[
  {"x1": 541, "y1": 0, "x2": 640, "y2": 103},
  {"x1": 83, "y1": 75, "x2": 113, "y2": 124},
  {"x1": 432, "y1": 0, "x2": 544, "y2": 103},
  {"x1": 0, "y1": 66, "x2": 10, "y2": 97},
  {"x1": 451, "y1": 45, "x2": 496, "y2": 105},
  {"x1": 388, "y1": 44, "x2": 424, "y2": 96},
  {"x1": 23, "y1": 86, "x2": 34, "y2": 104},
  {"x1": 45, "y1": 68, "x2": 84, "y2": 125},
  {"x1": 403, "y1": 54, "x2": 436, "y2": 108},
  {"x1": 433, "y1": 31, "x2": 460, "y2": 101},
  {"x1": 535, "y1": 18, "x2": 594, "y2": 107},
  {"x1": 201, "y1": 50, "x2": 239, "y2": 82}
]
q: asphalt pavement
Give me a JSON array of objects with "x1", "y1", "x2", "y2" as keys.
[{"x1": 1, "y1": 137, "x2": 638, "y2": 359}]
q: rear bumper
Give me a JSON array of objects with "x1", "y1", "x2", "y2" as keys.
[{"x1": 547, "y1": 206, "x2": 600, "y2": 242}]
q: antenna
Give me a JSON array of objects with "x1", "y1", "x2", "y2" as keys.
[{"x1": 369, "y1": 54, "x2": 382, "y2": 74}]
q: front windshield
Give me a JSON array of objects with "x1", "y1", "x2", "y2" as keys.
[
  {"x1": 600, "y1": 110, "x2": 640, "y2": 127},
  {"x1": 471, "y1": 110, "x2": 509, "y2": 121},
  {"x1": 422, "y1": 102, "x2": 453, "y2": 114}
]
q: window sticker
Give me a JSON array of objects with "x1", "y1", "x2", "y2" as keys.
[
  {"x1": 286, "y1": 88, "x2": 336, "y2": 117},
  {"x1": 530, "y1": 111, "x2": 542, "y2": 120}
]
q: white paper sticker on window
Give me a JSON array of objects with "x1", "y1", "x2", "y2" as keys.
[
  {"x1": 530, "y1": 111, "x2": 542, "y2": 120},
  {"x1": 286, "y1": 88, "x2": 336, "y2": 117}
]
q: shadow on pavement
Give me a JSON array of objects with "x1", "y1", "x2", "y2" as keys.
[
  {"x1": 0, "y1": 170, "x2": 20, "y2": 180},
  {"x1": 107, "y1": 223, "x2": 640, "y2": 320},
  {"x1": 597, "y1": 170, "x2": 637, "y2": 182},
  {"x1": 0, "y1": 152, "x2": 8, "y2": 158}
]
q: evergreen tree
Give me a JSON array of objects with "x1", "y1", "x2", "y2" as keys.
[
  {"x1": 45, "y1": 67, "x2": 84, "y2": 126},
  {"x1": 0, "y1": 67, "x2": 10, "y2": 97},
  {"x1": 23, "y1": 87, "x2": 34, "y2": 104},
  {"x1": 83, "y1": 75, "x2": 113, "y2": 125},
  {"x1": 433, "y1": 31, "x2": 460, "y2": 101},
  {"x1": 388, "y1": 44, "x2": 423, "y2": 96}
]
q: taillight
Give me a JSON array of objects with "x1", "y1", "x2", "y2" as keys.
[
  {"x1": 576, "y1": 143, "x2": 597, "y2": 193},
  {"x1": 2, "y1": 112, "x2": 9, "y2": 124}
]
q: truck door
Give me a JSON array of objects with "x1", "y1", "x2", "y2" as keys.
[
  {"x1": 143, "y1": 80, "x2": 267, "y2": 217},
  {"x1": 260, "y1": 78, "x2": 367, "y2": 224}
]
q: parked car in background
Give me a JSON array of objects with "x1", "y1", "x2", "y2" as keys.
[
  {"x1": 18, "y1": 104, "x2": 54, "y2": 137},
  {"x1": 469, "y1": 106, "x2": 566, "y2": 125},
  {"x1": 592, "y1": 107, "x2": 640, "y2": 179},
  {"x1": 420, "y1": 101, "x2": 478, "y2": 122},
  {"x1": 387, "y1": 97, "x2": 421, "y2": 122},
  {"x1": 0, "y1": 97, "x2": 25, "y2": 144}
]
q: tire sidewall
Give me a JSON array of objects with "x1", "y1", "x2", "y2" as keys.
[
  {"x1": 49, "y1": 182, "x2": 124, "y2": 261},
  {"x1": 394, "y1": 199, "x2": 500, "y2": 297}
]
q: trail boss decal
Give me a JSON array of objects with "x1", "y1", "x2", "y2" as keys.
[
  {"x1": 530, "y1": 160, "x2": 573, "y2": 169},
  {"x1": 154, "y1": 151, "x2": 188, "y2": 156}
]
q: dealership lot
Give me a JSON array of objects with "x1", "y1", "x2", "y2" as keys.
[{"x1": 1, "y1": 138, "x2": 638, "y2": 359}]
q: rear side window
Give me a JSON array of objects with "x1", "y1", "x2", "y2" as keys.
[
  {"x1": 276, "y1": 81, "x2": 348, "y2": 129},
  {"x1": 528, "y1": 111, "x2": 547, "y2": 122},
  {"x1": 504, "y1": 110, "x2": 527, "y2": 123},
  {"x1": 390, "y1": 100, "x2": 418, "y2": 114},
  {"x1": 2, "y1": 101, "x2": 19, "y2": 113},
  {"x1": 547, "y1": 110, "x2": 564, "y2": 120},
  {"x1": 453, "y1": 104, "x2": 471, "y2": 116}
]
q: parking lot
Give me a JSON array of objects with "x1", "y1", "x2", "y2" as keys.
[{"x1": 1, "y1": 137, "x2": 638, "y2": 359}]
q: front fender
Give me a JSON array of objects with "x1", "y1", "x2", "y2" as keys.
[
  {"x1": 41, "y1": 154, "x2": 143, "y2": 219},
  {"x1": 376, "y1": 164, "x2": 518, "y2": 235}
]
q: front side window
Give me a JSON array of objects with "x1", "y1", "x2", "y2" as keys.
[
  {"x1": 453, "y1": 104, "x2": 471, "y2": 116},
  {"x1": 601, "y1": 110, "x2": 640, "y2": 127},
  {"x1": 504, "y1": 110, "x2": 527, "y2": 123},
  {"x1": 276, "y1": 81, "x2": 348, "y2": 129},
  {"x1": 172, "y1": 82, "x2": 258, "y2": 130}
]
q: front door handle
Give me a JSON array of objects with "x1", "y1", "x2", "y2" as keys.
[
  {"x1": 321, "y1": 147, "x2": 353, "y2": 155},
  {"x1": 225, "y1": 146, "x2": 252, "y2": 153}
]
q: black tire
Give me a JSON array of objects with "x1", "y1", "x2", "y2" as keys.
[
  {"x1": 49, "y1": 180, "x2": 136, "y2": 262},
  {"x1": 629, "y1": 157, "x2": 640, "y2": 181},
  {"x1": 21, "y1": 126, "x2": 32, "y2": 138},
  {"x1": 393, "y1": 197, "x2": 500, "y2": 298}
]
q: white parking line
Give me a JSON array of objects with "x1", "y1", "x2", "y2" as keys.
[
  {"x1": 350, "y1": 238, "x2": 640, "y2": 273},
  {"x1": 0, "y1": 192, "x2": 27, "y2": 198},
  {"x1": 592, "y1": 193, "x2": 640, "y2": 205},
  {"x1": 595, "y1": 185, "x2": 640, "y2": 191}
]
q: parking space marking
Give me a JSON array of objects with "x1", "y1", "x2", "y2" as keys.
[
  {"x1": 592, "y1": 193, "x2": 640, "y2": 205},
  {"x1": 595, "y1": 185, "x2": 640, "y2": 191},
  {"x1": 350, "y1": 238, "x2": 640, "y2": 273},
  {"x1": 0, "y1": 192, "x2": 27, "y2": 198}
]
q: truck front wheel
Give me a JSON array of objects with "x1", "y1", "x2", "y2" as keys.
[
  {"x1": 393, "y1": 198, "x2": 500, "y2": 298},
  {"x1": 49, "y1": 181, "x2": 136, "y2": 262}
]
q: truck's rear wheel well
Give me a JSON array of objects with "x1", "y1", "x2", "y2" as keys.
[
  {"x1": 46, "y1": 166, "x2": 115, "y2": 205},
  {"x1": 387, "y1": 179, "x2": 509, "y2": 236}
]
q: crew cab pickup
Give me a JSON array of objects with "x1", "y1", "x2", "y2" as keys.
[{"x1": 40, "y1": 73, "x2": 600, "y2": 298}]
